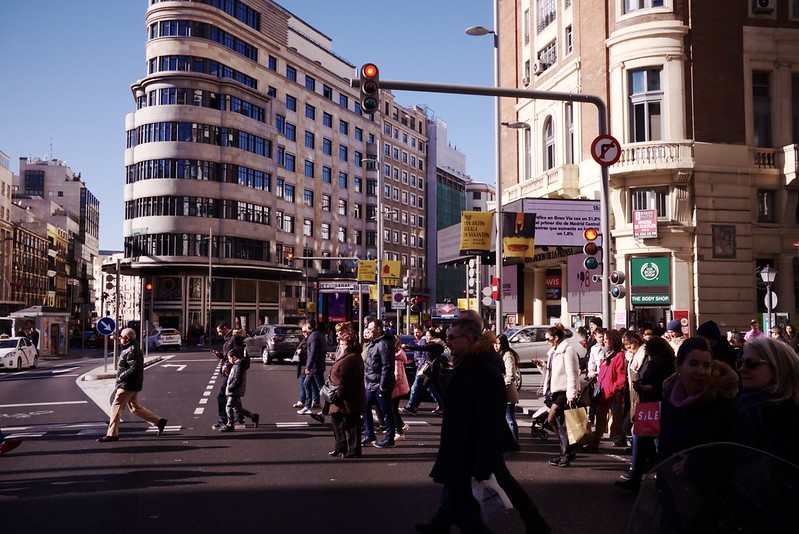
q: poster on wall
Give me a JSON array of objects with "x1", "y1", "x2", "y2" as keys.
[
  {"x1": 502, "y1": 264, "x2": 518, "y2": 314},
  {"x1": 502, "y1": 212, "x2": 536, "y2": 264},
  {"x1": 712, "y1": 225, "x2": 736, "y2": 259},
  {"x1": 545, "y1": 269, "x2": 562, "y2": 301},
  {"x1": 459, "y1": 211, "x2": 493, "y2": 256}
]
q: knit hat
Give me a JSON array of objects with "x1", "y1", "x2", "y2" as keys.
[
  {"x1": 589, "y1": 317, "x2": 603, "y2": 328},
  {"x1": 695, "y1": 320, "x2": 721, "y2": 341},
  {"x1": 667, "y1": 319, "x2": 682, "y2": 333}
]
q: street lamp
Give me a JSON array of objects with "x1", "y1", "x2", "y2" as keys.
[
  {"x1": 466, "y1": 0, "x2": 502, "y2": 335},
  {"x1": 759, "y1": 264, "x2": 777, "y2": 332}
]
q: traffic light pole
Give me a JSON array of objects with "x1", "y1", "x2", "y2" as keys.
[{"x1": 351, "y1": 78, "x2": 613, "y2": 327}]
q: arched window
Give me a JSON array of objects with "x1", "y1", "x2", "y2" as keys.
[{"x1": 544, "y1": 117, "x2": 555, "y2": 170}]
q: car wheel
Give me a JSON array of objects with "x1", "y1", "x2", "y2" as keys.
[{"x1": 261, "y1": 347, "x2": 271, "y2": 365}]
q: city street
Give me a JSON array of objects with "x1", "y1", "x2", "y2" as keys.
[{"x1": 0, "y1": 347, "x2": 637, "y2": 533}]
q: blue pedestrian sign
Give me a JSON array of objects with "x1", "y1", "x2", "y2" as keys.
[{"x1": 96, "y1": 317, "x2": 117, "y2": 336}]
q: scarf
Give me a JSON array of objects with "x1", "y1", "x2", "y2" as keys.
[{"x1": 669, "y1": 378, "x2": 707, "y2": 409}]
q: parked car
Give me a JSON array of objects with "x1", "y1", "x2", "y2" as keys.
[
  {"x1": 146, "y1": 328, "x2": 182, "y2": 351},
  {"x1": 244, "y1": 324, "x2": 304, "y2": 364},
  {"x1": 0, "y1": 336, "x2": 38, "y2": 370},
  {"x1": 504, "y1": 325, "x2": 587, "y2": 368}
]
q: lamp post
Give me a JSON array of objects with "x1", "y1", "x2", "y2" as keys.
[
  {"x1": 466, "y1": 0, "x2": 501, "y2": 334},
  {"x1": 759, "y1": 264, "x2": 777, "y2": 332}
]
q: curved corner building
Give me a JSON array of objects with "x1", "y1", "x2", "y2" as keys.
[{"x1": 125, "y1": 0, "x2": 429, "y2": 334}]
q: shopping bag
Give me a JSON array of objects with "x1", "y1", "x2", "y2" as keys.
[
  {"x1": 633, "y1": 401, "x2": 660, "y2": 436},
  {"x1": 564, "y1": 406, "x2": 592, "y2": 445},
  {"x1": 470, "y1": 474, "x2": 513, "y2": 523}
]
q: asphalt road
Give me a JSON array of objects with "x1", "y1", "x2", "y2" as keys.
[{"x1": 0, "y1": 347, "x2": 637, "y2": 533}]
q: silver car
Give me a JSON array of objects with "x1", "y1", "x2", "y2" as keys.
[
  {"x1": 505, "y1": 325, "x2": 587, "y2": 368},
  {"x1": 244, "y1": 324, "x2": 304, "y2": 364}
]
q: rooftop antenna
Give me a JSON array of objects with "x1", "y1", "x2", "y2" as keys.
[{"x1": 49, "y1": 138, "x2": 53, "y2": 161}]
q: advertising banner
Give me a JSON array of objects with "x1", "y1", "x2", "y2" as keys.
[
  {"x1": 357, "y1": 260, "x2": 376, "y2": 282},
  {"x1": 630, "y1": 256, "x2": 671, "y2": 305},
  {"x1": 502, "y1": 212, "x2": 536, "y2": 264},
  {"x1": 459, "y1": 211, "x2": 494, "y2": 256},
  {"x1": 381, "y1": 260, "x2": 401, "y2": 283},
  {"x1": 633, "y1": 209, "x2": 658, "y2": 239}
]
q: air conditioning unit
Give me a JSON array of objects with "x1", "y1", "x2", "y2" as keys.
[
  {"x1": 532, "y1": 61, "x2": 545, "y2": 75},
  {"x1": 752, "y1": 0, "x2": 775, "y2": 14},
  {"x1": 521, "y1": 76, "x2": 530, "y2": 86}
]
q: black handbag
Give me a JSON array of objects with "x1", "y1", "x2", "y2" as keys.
[{"x1": 320, "y1": 380, "x2": 339, "y2": 404}]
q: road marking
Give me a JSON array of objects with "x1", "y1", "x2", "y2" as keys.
[
  {"x1": 199, "y1": 398, "x2": 208, "y2": 404},
  {"x1": 52, "y1": 367, "x2": 80, "y2": 374},
  {"x1": 0, "y1": 400, "x2": 87, "y2": 408},
  {"x1": 202, "y1": 391, "x2": 211, "y2": 397},
  {"x1": 145, "y1": 425, "x2": 181, "y2": 433},
  {"x1": 194, "y1": 408, "x2": 204, "y2": 415},
  {"x1": 275, "y1": 421, "x2": 310, "y2": 428},
  {"x1": 161, "y1": 364, "x2": 187, "y2": 371}
]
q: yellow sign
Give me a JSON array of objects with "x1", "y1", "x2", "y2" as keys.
[
  {"x1": 381, "y1": 260, "x2": 401, "y2": 283},
  {"x1": 357, "y1": 260, "x2": 376, "y2": 282},
  {"x1": 459, "y1": 211, "x2": 493, "y2": 255},
  {"x1": 369, "y1": 285, "x2": 377, "y2": 301},
  {"x1": 457, "y1": 298, "x2": 480, "y2": 311}
]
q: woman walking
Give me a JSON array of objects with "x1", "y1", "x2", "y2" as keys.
[
  {"x1": 495, "y1": 334, "x2": 521, "y2": 449},
  {"x1": 327, "y1": 322, "x2": 366, "y2": 458}
]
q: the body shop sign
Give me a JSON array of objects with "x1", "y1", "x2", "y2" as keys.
[{"x1": 630, "y1": 257, "x2": 670, "y2": 305}]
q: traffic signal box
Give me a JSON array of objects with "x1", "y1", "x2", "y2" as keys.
[
  {"x1": 610, "y1": 270, "x2": 626, "y2": 299},
  {"x1": 583, "y1": 228, "x2": 600, "y2": 271},
  {"x1": 360, "y1": 63, "x2": 380, "y2": 114}
]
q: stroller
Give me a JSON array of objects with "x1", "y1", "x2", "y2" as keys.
[{"x1": 530, "y1": 376, "x2": 595, "y2": 441}]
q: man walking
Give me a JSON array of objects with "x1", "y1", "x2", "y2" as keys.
[
  {"x1": 98, "y1": 328, "x2": 167, "y2": 442},
  {"x1": 298, "y1": 319, "x2": 326, "y2": 414},
  {"x1": 362, "y1": 319, "x2": 396, "y2": 448},
  {"x1": 212, "y1": 322, "x2": 244, "y2": 429}
]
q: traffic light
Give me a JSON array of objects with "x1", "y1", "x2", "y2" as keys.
[
  {"x1": 353, "y1": 294, "x2": 360, "y2": 305},
  {"x1": 583, "y1": 228, "x2": 600, "y2": 271},
  {"x1": 145, "y1": 282, "x2": 153, "y2": 292},
  {"x1": 359, "y1": 63, "x2": 380, "y2": 114},
  {"x1": 285, "y1": 251, "x2": 294, "y2": 267},
  {"x1": 610, "y1": 270, "x2": 626, "y2": 299}
]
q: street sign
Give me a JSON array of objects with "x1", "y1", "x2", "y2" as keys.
[
  {"x1": 765, "y1": 291, "x2": 778, "y2": 309},
  {"x1": 391, "y1": 288, "x2": 405, "y2": 310},
  {"x1": 481, "y1": 296, "x2": 494, "y2": 306},
  {"x1": 96, "y1": 317, "x2": 116, "y2": 336},
  {"x1": 590, "y1": 134, "x2": 621, "y2": 166},
  {"x1": 491, "y1": 277, "x2": 499, "y2": 300}
]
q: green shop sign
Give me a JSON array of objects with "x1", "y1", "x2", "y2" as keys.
[{"x1": 630, "y1": 256, "x2": 670, "y2": 305}]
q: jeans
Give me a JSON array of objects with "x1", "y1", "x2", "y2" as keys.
[
  {"x1": 216, "y1": 375, "x2": 229, "y2": 422},
  {"x1": 298, "y1": 374, "x2": 318, "y2": 405},
  {"x1": 505, "y1": 403, "x2": 519, "y2": 443},
  {"x1": 630, "y1": 434, "x2": 658, "y2": 481},
  {"x1": 362, "y1": 388, "x2": 394, "y2": 442},
  {"x1": 407, "y1": 374, "x2": 444, "y2": 409},
  {"x1": 304, "y1": 372, "x2": 324, "y2": 408}
]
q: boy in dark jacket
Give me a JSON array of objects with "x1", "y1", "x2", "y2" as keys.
[{"x1": 220, "y1": 348, "x2": 259, "y2": 432}]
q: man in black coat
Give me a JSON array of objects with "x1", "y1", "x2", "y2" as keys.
[
  {"x1": 98, "y1": 328, "x2": 167, "y2": 442},
  {"x1": 298, "y1": 319, "x2": 326, "y2": 413},
  {"x1": 362, "y1": 319, "x2": 396, "y2": 448},
  {"x1": 212, "y1": 322, "x2": 245, "y2": 429},
  {"x1": 696, "y1": 320, "x2": 737, "y2": 370}
]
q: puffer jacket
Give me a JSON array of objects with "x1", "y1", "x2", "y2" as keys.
[
  {"x1": 226, "y1": 360, "x2": 247, "y2": 396},
  {"x1": 392, "y1": 347, "x2": 410, "y2": 399},
  {"x1": 365, "y1": 332, "x2": 396, "y2": 392},
  {"x1": 116, "y1": 342, "x2": 145, "y2": 391}
]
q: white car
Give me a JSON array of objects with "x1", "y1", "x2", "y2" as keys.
[
  {"x1": 146, "y1": 328, "x2": 182, "y2": 351},
  {"x1": 504, "y1": 325, "x2": 587, "y2": 368},
  {"x1": 0, "y1": 336, "x2": 39, "y2": 370}
]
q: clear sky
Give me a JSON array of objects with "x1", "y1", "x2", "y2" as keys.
[{"x1": 0, "y1": 0, "x2": 495, "y2": 250}]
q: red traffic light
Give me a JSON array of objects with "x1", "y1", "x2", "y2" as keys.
[
  {"x1": 584, "y1": 228, "x2": 599, "y2": 241},
  {"x1": 362, "y1": 63, "x2": 378, "y2": 78},
  {"x1": 145, "y1": 283, "x2": 153, "y2": 291}
]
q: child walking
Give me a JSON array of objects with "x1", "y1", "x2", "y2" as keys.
[{"x1": 219, "y1": 348, "x2": 259, "y2": 432}]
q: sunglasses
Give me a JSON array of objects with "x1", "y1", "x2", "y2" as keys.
[{"x1": 736, "y1": 358, "x2": 771, "y2": 370}]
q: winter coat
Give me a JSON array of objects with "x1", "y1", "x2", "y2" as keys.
[
  {"x1": 597, "y1": 351, "x2": 627, "y2": 404},
  {"x1": 637, "y1": 356, "x2": 676, "y2": 404},
  {"x1": 658, "y1": 360, "x2": 739, "y2": 464},
  {"x1": 305, "y1": 329, "x2": 326, "y2": 376},
  {"x1": 116, "y1": 341, "x2": 145, "y2": 391},
  {"x1": 734, "y1": 389, "x2": 799, "y2": 466},
  {"x1": 392, "y1": 348, "x2": 410, "y2": 399},
  {"x1": 537, "y1": 339, "x2": 580, "y2": 400},
  {"x1": 328, "y1": 347, "x2": 366, "y2": 415},
  {"x1": 429, "y1": 335, "x2": 507, "y2": 484},
  {"x1": 365, "y1": 332, "x2": 396, "y2": 392},
  {"x1": 226, "y1": 360, "x2": 247, "y2": 396},
  {"x1": 218, "y1": 331, "x2": 244, "y2": 375},
  {"x1": 502, "y1": 350, "x2": 520, "y2": 405},
  {"x1": 627, "y1": 345, "x2": 647, "y2": 419}
]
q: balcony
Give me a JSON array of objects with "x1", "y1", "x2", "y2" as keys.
[
  {"x1": 505, "y1": 164, "x2": 579, "y2": 201},
  {"x1": 612, "y1": 141, "x2": 694, "y2": 173}
]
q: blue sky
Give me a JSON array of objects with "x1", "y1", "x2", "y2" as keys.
[{"x1": 0, "y1": 0, "x2": 495, "y2": 250}]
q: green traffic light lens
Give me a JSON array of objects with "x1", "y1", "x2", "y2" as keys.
[{"x1": 584, "y1": 257, "x2": 599, "y2": 270}]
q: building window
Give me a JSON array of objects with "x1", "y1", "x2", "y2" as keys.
[
  {"x1": 339, "y1": 145, "x2": 348, "y2": 161},
  {"x1": 339, "y1": 172, "x2": 348, "y2": 189},
  {"x1": 305, "y1": 104, "x2": 316, "y2": 120},
  {"x1": 322, "y1": 166, "x2": 331, "y2": 184},
  {"x1": 286, "y1": 65, "x2": 297, "y2": 82},
  {"x1": 304, "y1": 189, "x2": 314, "y2": 206},
  {"x1": 321, "y1": 223, "x2": 331, "y2": 240},
  {"x1": 754, "y1": 71, "x2": 772, "y2": 148},
  {"x1": 268, "y1": 55, "x2": 277, "y2": 71},
  {"x1": 303, "y1": 219, "x2": 313, "y2": 237},
  {"x1": 625, "y1": 0, "x2": 665, "y2": 14},
  {"x1": 285, "y1": 122, "x2": 296, "y2": 142},
  {"x1": 524, "y1": 128, "x2": 532, "y2": 180},
  {"x1": 544, "y1": 117, "x2": 555, "y2": 170},
  {"x1": 323, "y1": 85, "x2": 333, "y2": 100},
  {"x1": 523, "y1": 8, "x2": 530, "y2": 44},
  {"x1": 304, "y1": 131, "x2": 315, "y2": 149},
  {"x1": 758, "y1": 189, "x2": 776, "y2": 223},
  {"x1": 537, "y1": 0, "x2": 556, "y2": 33},
  {"x1": 538, "y1": 40, "x2": 557, "y2": 70},
  {"x1": 339, "y1": 94, "x2": 348, "y2": 108},
  {"x1": 284, "y1": 183, "x2": 295, "y2": 203},
  {"x1": 323, "y1": 113, "x2": 332, "y2": 127},
  {"x1": 339, "y1": 120, "x2": 349, "y2": 135},
  {"x1": 565, "y1": 25, "x2": 573, "y2": 56},
  {"x1": 304, "y1": 160, "x2": 314, "y2": 178},
  {"x1": 305, "y1": 75, "x2": 316, "y2": 91},
  {"x1": 629, "y1": 67, "x2": 663, "y2": 142},
  {"x1": 565, "y1": 103, "x2": 575, "y2": 164},
  {"x1": 322, "y1": 138, "x2": 332, "y2": 155},
  {"x1": 322, "y1": 194, "x2": 331, "y2": 211},
  {"x1": 286, "y1": 95, "x2": 297, "y2": 111},
  {"x1": 631, "y1": 187, "x2": 669, "y2": 220},
  {"x1": 338, "y1": 227, "x2": 347, "y2": 243}
]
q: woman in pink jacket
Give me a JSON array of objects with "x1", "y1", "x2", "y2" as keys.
[
  {"x1": 584, "y1": 328, "x2": 628, "y2": 452},
  {"x1": 391, "y1": 335, "x2": 411, "y2": 442}
]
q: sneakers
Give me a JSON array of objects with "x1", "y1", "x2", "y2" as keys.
[
  {"x1": 251, "y1": 413, "x2": 260, "y2": 429},
  {"x1": 0, "y1": 438, "x2": 22, "y2": 455},
  {"x1": 619, "y1": 470, "x2": 633, "y2": 481},
  {"x1": 297, "y1": 407, "x2": 312, "y2": 415},
  {"x1": 394, "y1": 433, "x2": 406, "y2": 441},
  {"x1": 97, "y1": 435, "x2": 119, "y2": 443},
  {"x1": 292, "y1": 401, "x2": 304, "y2": 408},
  {"x1": 361, "y1": 435, "x2": 376, "y2": 445},
  {"x1": 156, "y1": 418, "x2": 167, "y2": 436},
  {"x1": 310, "y1": 413, "x2": 325, "y2": 423},
  {"x1": 219, "y1": 425, "x2": 235, "y2": 432},
  {"x1": 212, "y1": 420, "x2": 227, "y2": 430},
  {"x1": 373, "y1": 439, "x2": 395, "y2": 448},
  {"x1": 549, "y1": 451, "x2": 575, "y2": 466},
  {"x1": 431, "y1": 406, "x2": 444, "y2": 414},
  {"x1": 402, "y1": 423, "x2": 410, "y2": 432},
  {"x1": 399, "y1": 406, "x2": 417, "y2": 415},
  {"x1": 548, "y1": 455, "x2": 564, "y2": 466},
  {"x1": 311, "y1": 402, "x2": 321, "y2": 409}
]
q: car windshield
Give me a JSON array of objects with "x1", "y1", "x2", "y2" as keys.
[
  {"x1": 159, "y1": 329, "x2": 179, "y2": 336},
  {"x1": 274, "y1": 327, "x2": 302, "y2": 336},
  {"x1": 0, "y1": 339, "x2": 18, "y2": 349}
]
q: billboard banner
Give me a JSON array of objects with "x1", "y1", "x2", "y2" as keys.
[
  {"x1": 459, "y1": 211, "x2": 493, "y2": 256},
  {"x1": 502, "y1": 212, "x2": 536, "y2": 264}
]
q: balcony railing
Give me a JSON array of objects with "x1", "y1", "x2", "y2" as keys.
[
  {"x1": 752, "y1": 147, "x2": 776, "y2": 169},
  {"x1": 613, "y1": 141, "x2": 694, "y2": 171},
  {"x1": 505, "y1": 164, "x2": 579, "y2": 201}
]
